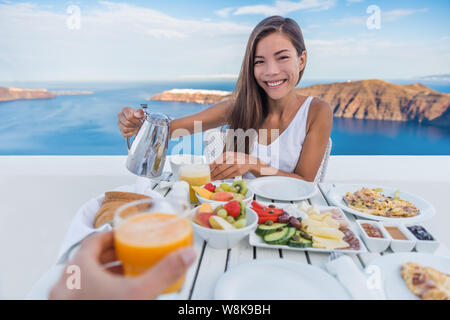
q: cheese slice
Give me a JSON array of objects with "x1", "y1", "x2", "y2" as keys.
[
  {"x1": 307, "y1": 225, "x2": 344, "y2": 240},
  {"x1": 308, "y1": 212, "x2": 331, "y2": 222},
  {"x1": 322, "y1": 216, "x2": 340, "y2": 229},
  {"x1": 312, "y1": 236, "x2": 349, "y2": 249},
  {"x1": 302, "y1": 218, "x2": 324, "y2": 229}
]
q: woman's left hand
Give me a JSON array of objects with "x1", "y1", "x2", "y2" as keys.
[{"x1": 209, "y1": 152, "x2": 259, "y2": 180}]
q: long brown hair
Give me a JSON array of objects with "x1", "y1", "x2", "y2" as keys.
[{"x1": 226, "y1": 16, "x2": 307, "y2": 153}]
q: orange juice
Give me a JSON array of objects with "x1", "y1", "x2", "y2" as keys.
[
  {"x1": 114, "y1": 213, "x2": 193, "y2": 293},
  {"x1": 178, "y1": 164, "x2": 211, "y2": 203}
]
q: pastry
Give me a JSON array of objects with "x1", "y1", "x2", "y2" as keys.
[
  {"x1": 401, "y1": 262, "x2": 450, "y2": 300},
  {"x1": 93, "y1": 192, "x2": 150, "y2": 228}
]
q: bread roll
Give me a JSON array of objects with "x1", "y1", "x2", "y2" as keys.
[{"x1": 94, "y1": 192, "x2": 151, "y2": 228}]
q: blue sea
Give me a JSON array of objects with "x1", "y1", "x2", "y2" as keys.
[{"x1": 0, "y1": 80, "x2": 449, "y2": 156}]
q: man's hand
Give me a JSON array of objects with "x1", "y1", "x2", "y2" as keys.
[{"x1": 49, "y1": 231, "x2": 196, "y2": 300}]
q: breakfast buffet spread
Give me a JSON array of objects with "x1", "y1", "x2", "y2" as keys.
[{"x1": 51, "y1": 165, "x2": 447, "y2": 301}]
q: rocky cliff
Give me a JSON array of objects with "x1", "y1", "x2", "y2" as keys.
[
  {"x1": 149, "y1": 80, "x2": 449, "y2": 126},
  {"x1": 0, "y1": 87, "x2": 94, "y2": 102},
  {"x1": 296, "y1": 79, "x2": 449, "y2": 126},
  {"x1": 0, "y1": 87, "x2": 56, "y2": 102},
  {"x1": 150, "y1": 88, "x2": 232, "y2": 104}
]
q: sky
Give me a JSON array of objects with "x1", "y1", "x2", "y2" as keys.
[{"x1": 0, "y1": 0, "x2": 449, "y2": 81}]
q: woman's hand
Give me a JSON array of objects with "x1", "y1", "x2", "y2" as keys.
[
  {"x1": 49, "y1": 231, "x2": 196, "y2": 300},
  {"x1": 209, "y1": 152, "x2": 259, "y2": 180},
  {"x1": 117, "y1": 107, "x2": 145, "y2": 138}
]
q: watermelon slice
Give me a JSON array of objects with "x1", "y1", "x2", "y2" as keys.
[{"x1": 193, "y1": 212, "x2": 215, "y2": 228}]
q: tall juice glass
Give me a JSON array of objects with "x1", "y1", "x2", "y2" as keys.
[
  {"x1": 114, "y1": 198, "x2": 193, "y2": 294},
  {"x1": 178, "y1": 164, "x2": 211, "y2": 204}
]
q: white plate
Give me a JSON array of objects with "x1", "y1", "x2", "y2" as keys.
[
  {"x1": 367, "y1": 252, "x2": 450, "y2": 300},
  {"x1": 248, "y1": 176, "x2": 318, "y2": 201},
  {"x1": 214, "y1": 259, "x2": 350, "y2": 300},
  {"x1": 249, "y1": 203, "x2": 367, "y2": 254},
  {"x1": 326, "y1": 184, "x2": 435, "y2": 223}
]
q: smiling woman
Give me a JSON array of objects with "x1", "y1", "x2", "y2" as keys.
[{"x1": 118, "y1": 16, "x2": 332, "y2": 182}]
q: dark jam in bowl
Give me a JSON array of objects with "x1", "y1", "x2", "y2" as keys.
[
  {"x1": 407, "y1": 225, "x2": 434, "y2": 241},
  {"x1": 361, "y1": 223, "x2": 384, "y2": 238}
]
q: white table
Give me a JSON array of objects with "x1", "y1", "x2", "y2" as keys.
[
  {"x1": 160, "y1": 181, "x2": 450, "y2": 300},
  {"x1": 1, "y1": 155, "x2": 449, "y2": 299}
]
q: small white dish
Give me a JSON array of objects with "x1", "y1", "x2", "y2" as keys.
[
  {"x1": 214, "y1": 259, "x2": 350, "y2": 300},
  {"x1": 356, "y1": 220, "x2": 390, "y2": 253},
  {"x1": 169, "y1": 154, "x2": 205, "y2": 179},
  {"x1": 405, "y1": 224, "x2": 440, "y2": 253},
  {"x1": 189, "y1": 203, "x2": 258, "y2": 249},
  {"x1": 382, "y1": 222, "x2": 416, "y2": 253},
  {"x1": 248, "y1": 176, "x2": 318, "y2": 201},
  {"x1": 195, "y1": 181, "x2": 254, "y2": 205}
]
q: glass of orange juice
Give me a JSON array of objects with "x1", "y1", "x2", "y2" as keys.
[
  {"x1": 178, "y1": 164, "x2": 211, "y2": 204},
  {"x1": 113, "y1": 198, "x2": 193, "y2": 294}
]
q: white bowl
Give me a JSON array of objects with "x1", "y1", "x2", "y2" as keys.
[
  {"x1": 195, "y1": 181, "x2": 254, "y2": 205},
  {"x1": 356, "y1": 220, "x2": 390, "y2": 253},
  {"x1": 190, "y1": 203, "x2": 258, "y2": 249},
  {"x1": 169, "y1": 154, "x2": 205, "y2": 179},
  {"x1": 381, "y1": 222, "x2": 416, "y2": 253},
  {"x1": 405, "y1": 224, "x2": 440, "y2": 253}
]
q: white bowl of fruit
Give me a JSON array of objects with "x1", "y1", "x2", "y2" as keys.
[
  {"x1": 192, "y1": 180, "x2": 254, "y2": 205},
  {"x1": 190, "y1": 200, "x2": 258, "y2": 249}
]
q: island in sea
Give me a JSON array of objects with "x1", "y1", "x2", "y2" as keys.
[
  {"x1": 0, "y1": 87, "x2": 93, "y2": 102},
  {"x1": 150, "y1": 79, "x2": 450, "y2": 128},
  {"x1": 150, "y1": 88, "x2": 232, "y2": 104}
]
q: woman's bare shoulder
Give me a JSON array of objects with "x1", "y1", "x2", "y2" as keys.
[{"x1": 308, "y1": 96, "x2": 333, "y2": 127}]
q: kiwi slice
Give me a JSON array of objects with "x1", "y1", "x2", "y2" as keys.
[{"x1": 231, "y1": 180, "x2": 248, "y2": 196}]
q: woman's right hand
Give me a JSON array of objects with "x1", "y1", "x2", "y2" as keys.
[{"x1": 117, "y1": 107, "x2": 145, "y2": 138}]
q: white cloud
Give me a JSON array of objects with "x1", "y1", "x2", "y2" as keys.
[
  {"x1": 233, "y1": 0, "x2": 337, "y2": 16},
  {"x1": 331, "y1": 7, "x2": 428, "y2": 26},
  {"x1": 215, "y1": 7, "x2": 234, "y2": 18},
  {"x1": 0, "y1": 2, "x2": 252, "y2": 81},
  {"x1": 383, "y1": 8, "x2": 428, "y2": 22},
  {"x1": 304, "y1": 36, "x2": 450, "y2": 79},
  {"x1": 332, "y1": 16, "x2": 366, "y2": 26}
]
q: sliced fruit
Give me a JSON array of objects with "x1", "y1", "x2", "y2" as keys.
[
  {"x1": 231, "y1": 180, "x2": 248, "y2": 196},
  {"x1": 211, "y1": 191, "x2": 234, "y2": 202},
  {"x1": 237, "y1": 200, "x2": 246, "y2": 217},
  {"x1": 232, "y1": 193, "x2": 245, "y2": 200},
  {"x1": 197, "y1": 202, "x2": 213, "y2": 213},
  {"x1": 225, "y1": 216, "x2": 235, "y2": 224},
  {"x1": 220, "y1": 183, "x2": 231, "y2": 191},
  {"x1": 214, "y1": 205, "x2": 224, "y2": 214},
  {"x1": 224, "y1": 200, "x2": 241, "y2": 218},
  {"x1": 192, "y1": 186, "x2": 213, "y2": 200},
  {"x1": 209, "y1": 215, "x2": 236, "y2": 230},
  {"x1": 216, "y1": 208, "x2": 228, "y2": 219},
  {"x1": 204, "y1": 183, "x2": 216, "y2": 193},
  {"x1": 233, "y1": 218, "x2": 246, "y2": 229},
  {"x1": 193, "y1": 212, "x2": 215, "y2": 228}
]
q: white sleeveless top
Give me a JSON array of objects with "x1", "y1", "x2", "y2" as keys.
[{"x1": 244, "y1": 96, "x2": 314, "y2": 179}]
